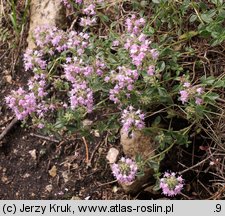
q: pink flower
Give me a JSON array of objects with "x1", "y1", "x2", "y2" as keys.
[
  {"x1": 111, "y1": 157, "x2": 138, "y2": 184},
  {"x1": 112, "y1": 40, "x2": 119, "y2": 47},
  {"x1": 69, "y1": 81, "x2": 93, "y2": 113},
  {"x1": 83, "y1": 4, "x2": 96, "y2": 15},
  {"x1": 121, "y1": 106, "x2": 145, "y2": 133},
  {"x1": 179, "y1": 90, "x2": 189, "y2": 104},
  {"x1": 150, "y1": 49, "x2": 159, "y2": 60},
  {"x1": 160, "y1": 171, "x2": 184, "y2": 197},
  {"x1": 183, "y1": 82, "x2": 191, "y2": 88},
  {"x1": 195, "y1": 97, "x2": 203, "y2": 105},
  {"x1": 147, "y1": 65, "x2": 155, "y2": 76},
  {"x1": 196, "y1": 87, "x2": 204, "y2": 95},
  {"x1": 80, "y1": 17, "x2": 96, "y2": 27}
]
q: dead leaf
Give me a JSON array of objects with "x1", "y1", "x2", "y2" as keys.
[
  {"x1": 71, "y1": 196, "x2": 81, "y2": 200},
  {"x1": 22, "y1": 173, "x2": 31, "y2": 178},
  {"x1": 93, "y1": 130, "x2": 100, "y2": 137},
  {"x1": 29, "y1": 149, "x2": 37, "y2": 160},
  {"x1": 45, "y1": 184, "x2": 53, "y2": 192},
  {"x1": 62, "y1": 171, "x2": 69, "y2": 183},
  {"x1": 49, "y1": 165, "x2": 57, "y2": 177},
  {"x1": 1, "y1": 175, "x2": 8, "y2": 183},
  {"x1": 112, "y1": 186, "x2": 119, "y2": 193},
  {"x1": 4, "y1": 75, "x2": 12, "y2": 84},
  {"x1": 82, "y1": 119, "x2": 93, "y2": 127}
]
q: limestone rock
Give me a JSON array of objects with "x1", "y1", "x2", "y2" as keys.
[
  {"x1": 106, "y1": 147, "x2": 119, "y2": 164},
  {"x1": 120, "y1": 128, "x2": 156, "y2": 161},
  {"x1": 27, "y1": 0, "x2": 66, "y2": 50},
  {"x1": 120, "y1": 128, "x2": 157, "y2": 194}
]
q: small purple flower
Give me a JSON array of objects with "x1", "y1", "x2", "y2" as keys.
[
  {"x1": 37, "y1": 123, "x2": 44, "y2": 129},
  {"x1": 195, "y1": 97, "x2": 203, "y2": 105},
  {"x1": 69, "y1": 81, "x2": 93, "y2": 113},
  {"x1": 179, "y1": 90, "x2": 189, "y2": 104},
  {"x1": 61, "y1": 0, "x2": 82, "y2": 8},
  {"x1": 24, "y1": 49, "x2": 46, "y2": 71},
  {"x1": 111, "y1": 157, "x2": 138, "y2": 184},
  {"x1": 83, "y1": 4, "x2": 96, "y2": 15},
  {"x1": 112, "y1": 40, "x2": 119, "y2": 47},
  {"x1": 150, "y1": 49, "x2": 159, "y2": 60},
  {"x1": 160, "y1": 171, "x2": 184, "y2": 197},
  {"x1": 5, "y1": 89, "x2": 37, "y2": 120},
  {"x1": 196, "y1": 87, "x2": 204, "y2": 95},
  {"x1": 147, "y1": 65, "x2": 155, "y2": 76},
  {"x1": 80, "y1": 17, "x2": 96, "y2": 27},
  {"x1": 183, "y1": 82, "x2": 191, "y2": 88},
  {"x1": 121, "y1": 106, "x2": 145, "y2": 133}
]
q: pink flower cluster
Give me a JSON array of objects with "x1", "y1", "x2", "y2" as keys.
[
  {"x1": 80, "y1": 17, "x2": 96, "y2": 27},
  {"x1": 24, "y1": 49, "x2": 47, "y2": 71},
  {"x1": 111, "y1": 157, "x2": 138, "y2": 184},
  {"x1": 63, "y1": 57, "x2": 95, "y2": 112},
  {"x1": 33, "y1": 26, "x2": 67, "y2": 53},
  {"x1": 105, "y1": 66, "x2": 138, "y2": 104},
  {"x1": 160, "y1": 171, "x2": 184, "y2": 197},
  {"x1": 125, "y1": 15, "x2": 146, "y2": 35},
  {"x1": 5, "y1": 88, "x2": 37, "y2": 120},
  {"x1": 179, "y1": 81, "x2": 204, "y2": 105},
  {"x1": 121, "y1": 106, "x2": 145, "y2": 133},
  {"x1": 28, "y1": 73, "x2": 48, "y2": 98},
  {"x1": 124, "y1": 15, "x2": 159, "y2": 67},
  {"x1": 69, "y1": 81, "x2": 93, "y2": 113},
  {"x1": 95, "y1": 59, "x2": 107, "y2": 76},
  {"x1": 32, "y1": 26, "x2": 89, "y2": 55},
  {"x1": 64, "y1": 59, "x2": 94, "y2": 83},
  {"x1": 5, "y1": 74, "x2": 51, "y2": 121},
  {"x1": 83, "y1": 3, "x2": 96, "y2": 15},
  {"x1": 61, "y1": 0, "x2": 83, "y2": 8}
]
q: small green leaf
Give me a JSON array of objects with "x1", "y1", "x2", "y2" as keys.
[
  {"x1": 214, "y1": 80, "x2": 225, "y2": 88},
  {"x1": 201, "y1": 14, "x2": 213, "y2": 23},
  {"x1": 204, "y1": 92, "x2": 220, "y2": 101},
  {"x1": 201, "y1": 76, "x2": 215, "y2": 85},
  {"x1": 152, "y1": 0, "x2": 160, "y2": 3},
  {"x1": 189, "y1": 14, "x2": 197, "y2": 23},
  {"x1": 179, "y1": 31, "x2": 198, "y2": 40}
]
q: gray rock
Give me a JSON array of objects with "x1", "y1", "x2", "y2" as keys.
[
  {"x1": 106, "y1": 148, "x2": 119, "y2": 164},
  {"x1": 27, "y1": 0, "x2": 66, "y2": 50},
  {"x1": 120, "y1": 128, "x2": 157, "y2": 194}
]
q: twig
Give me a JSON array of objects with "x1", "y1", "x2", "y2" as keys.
[
  {"x1": 82, "y1": 136, "x2": 89, "y2": 164},
  {"x1": 0, "y1": 117, "x2": 18, "y2": 142},
  {"x1": 89, "y1": 140, "x2": 103, "y2": 165},
  {"x1": 197, "y1": 179, "x2": 213, "y2": 196},
  {"x1": 208, "y1": 186, "x2": 225, "y2": 200},
  {"x1": 180, "y1": 192, "x2": 192, "y2": 200},
  {"x1": 30, "y1": 133, "x2": 60, "y2": 143},
  {"x1": 179, "y1": 154, "x2": 213, "y2": 175},
  {"x1": 98, "y1": 180, "x2": 117, "y2": 187}
]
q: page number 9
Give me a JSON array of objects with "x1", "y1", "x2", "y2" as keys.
[{"x1": 214, "y1": 204, "x2": 221, "y2": 212}]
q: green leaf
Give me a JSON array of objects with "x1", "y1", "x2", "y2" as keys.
[
  {"x1": 214, "y1": 80, "x2": 225, "y2": 88},
  {"x1": 147, "y1": 160, "x2": 159, "y2": 171},
  {"x1": 158, "y1": 61, "x2": 165, "y2": 72},
  {"x1": 98, "y1": 12, "x2": 110, "y2": 22},
  {"x1": 204, "y1": 92, "x2": 220, "y2": 101},
  {"x1": 179, "y1": 31, "x2": 198, "y2": 40},
  {"x1": 152, "y1": 0, "x2": 160, "y2": 3},
  {"x1": 152, "y1": 116, "x2": 161, "y2": 126},
  {"x1": 201, "y1": 76, "x2": 215, "y2": 85},
  {"x1": 189, "y1": 14, "x2": 197, "y2": 23},
  {"x1": 201, "y1": 14, "x2": 213, "y2": 23}
]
